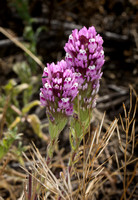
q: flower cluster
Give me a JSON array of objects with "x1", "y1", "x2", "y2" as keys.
[
  {"x1": 40, "y1": 60, "x2": 78, "y2": 119},
  {"x1": 64, "y1": 26, "x2": 105, "y2": 109},
  {"x1": 40, "y1": 26, "x2": 104, "y2": 119}
]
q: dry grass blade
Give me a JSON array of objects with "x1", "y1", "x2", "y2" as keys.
[
  {"x1": 96, "y1": 112, "x2": 106, "y2": 144},
  {"x1": 121, "y1": 162, "x2": 137, "y2": 200},
  {"x1": 96, "y1": 118, "x2": 118, "y2": 158},
  {"x1": 86, "y1": 126, "x2": 97, "y2": 164},
  {"x1": 85, "y1": 175, "x2": 104, "y2": 199},
  {"x1": 0, "y1": 179, "x2": 16, "y2": 200},
  {"x1": 127, "y1": 183, "x2": 138, "y2": 200},
  {"x1": 117, "y1": 124, "x2": 125, "y2": 152},
  {"x1": 21, "y1": 153, "x2": 58, "y2": 195},
  {"x1": 22, "y1": 145, "x2": 71, "y2": 200},
  {"x1": 18, "y1": 88, "x2": 137, "y2": 200},
  {"x1": 0, "y1": 27, "x2": 45, "y2": 69},
  {"x1": 115, "y1": 150, "x2": 123, "y2": 181}
]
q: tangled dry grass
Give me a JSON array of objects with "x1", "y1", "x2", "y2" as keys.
[{"x1": 20, "y1": 88, "x2": 137, "y2": 200}]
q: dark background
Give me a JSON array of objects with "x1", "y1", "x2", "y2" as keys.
[
  {"x1": 0, "y1": 0, "x2": 137, "y2": 120},
  {"x1": 0, "y1": 1, "x2": 137, "y2": 199}
]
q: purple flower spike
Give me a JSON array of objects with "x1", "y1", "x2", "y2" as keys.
[
  {"x1": 40, "y1": 60, "x2": 78, "y2": 119},
  {"x1": 64, "y1": 26, "x2": 105, "y2": 109}
]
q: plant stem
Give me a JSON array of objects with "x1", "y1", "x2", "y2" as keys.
[{"x1": 46, "y1": 138, "x2": 56, "y2": 165}]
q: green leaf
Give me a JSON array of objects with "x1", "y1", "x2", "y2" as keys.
[
  {"x1": 9, "y1": 116, "x2": 21, "y2": 129},
  {"x1": 70, "y1": 107, "x2": 92, "y2": 149},
  {"x1": 12, "y1": 141, "x2": 29, "y2": 166},
  {"x1": 69, "y1": 129, "x2": 76, "y2": 151},
  {"x1": 46, "y1": 113, "x2": 67, "y2": 159},
  {"x1": 13, "y1": 61, "x2": 31, "y2": 83},
  {"x1": 0, "y1": 128, "x2": 21, "y2": 160},
  {"x1": 22, "y1": 100, "x2": 40, "y2": 114},
  {"x1": 27, "y1": 114, "x2": 43, "y2": 138},
  {"x1": 3, "y1": 79, "x2": 17, "y2": 93},
  {"x1": 24, "y1": 26, "x2": 35, "y2": 43},
  {"x1": 48, "y1": 113, "x2": 67, "y2": 139},
  {"x1": 23, "y1": 85, "x2": 33, "y2": 105},
  {"x1": 13, "y1": 83, "x2": 29, "y2": 95},
  {"x1": 70, "y1": 116, "x2": 83, "y2": 138},
  {"x1": 80, "y1": 108, "x2": 92, "y2": 133},
  {"x1": 35, "y1": 26, "x2": 48, "y2": 39}
]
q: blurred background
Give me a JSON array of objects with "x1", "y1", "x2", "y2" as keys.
[
  {"x1": 0, "y1": 0, "x2": 137, "y2": 199},
  {"x1": 0, "y1": 0, "x2": 137, "y2": 119}
]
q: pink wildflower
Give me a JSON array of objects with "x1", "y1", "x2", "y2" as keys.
[
  {"x1": 40, "y1": 60, "x2": 78, "y2": 119},
  {"x1": 64, "y1": 26, "x2": 105, "y2": 109}
]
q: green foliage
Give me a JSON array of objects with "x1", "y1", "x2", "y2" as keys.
[
  {"x1": 12, "y1": 141, "x2": 29, "y2": 166},
  {"x1": 13, "y1": 61, "x2": 40, "y2": 105},
  {"x1": 9, "y1": 0, "x2": 30, "y2": 23},
  {"x1": 69, "y1": 96, "x2": 92, "y2": 150},
  {"x1": 3, "y1": 78, "x2": 29, "y2": 107},
  {"x1": 0, "y1": 76, "x2": 43, "y2": 161},
  {"x1": 0, "y1": 128, "x2": 22, "y2": 160},
  {"x1": 69, "y1": 128, "x2": 77, "y2": 151},
  {"x1": 48, "y1": 114, "x2": 67, "y2": 140},
  {"x1": 9, "y1": 0, "x2": 46, "y2": 72},
  {"x1": 13, "y1": 61, "x2": 31, "y2": 83},
  {"x1": 0, "y1": 0, "x2": 46, "y2": 167},
  {"x1": 0, "y1": 61, "x2": 42, "y2": 137},
  {"x1": 27, "y1": 114, "x2": 43, "y2": 138},
  {"x1": 22, "y1": 100, "x2": 40, "y2": 114},
  {"x1": 23, "y1": 26, "x2": 38, "y2": 71},
  {"x1": 1, "y1": 78, "x2": 29, "y2": 123},
  {"x1": 3, "y1": 79, "x2": 17, "y2": 93},
  {"x1": 47, "y1": 114, "x2": 68, "y2": 158}
]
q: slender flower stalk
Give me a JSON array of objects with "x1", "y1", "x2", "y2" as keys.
[
  {"x1": 58, "y1": 27, "x2": 105, "y2": 199},
  {"x1": 40, "y1": 60, "x2": 78, "y2": 158}
]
